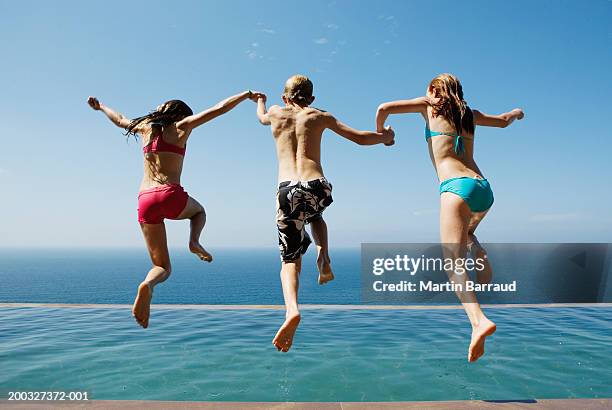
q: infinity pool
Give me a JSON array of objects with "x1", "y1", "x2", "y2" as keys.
[{"x1": 0, "y1": 306, "x2": 610, "y2": 401}]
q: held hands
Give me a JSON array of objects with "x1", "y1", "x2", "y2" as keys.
[
  {"x1": 248, "y1": 91, "x2": 266, "y2": 103},
  {"x1": 382, "y1": 125, "x2": 395, "y2": 146},
  {"x1": 87, "y1": 96, "x2": 101, "y2": 111},
  {"x1": 512, "y1": 108, "x2": 525, "y2": 120}
]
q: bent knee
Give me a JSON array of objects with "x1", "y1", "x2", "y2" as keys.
[
  {"x1": 191, "y1": 200, "x2": 205, "y2": 213},
  {"x1": 442, "y1": 244, "x2": 468, "y2": 259},
  {"x1": 154, "y1": 262, "x2": 171, "y2": 275},
  {"x1": 193, "y1": 205, "x2": 206, "y2": 220}
]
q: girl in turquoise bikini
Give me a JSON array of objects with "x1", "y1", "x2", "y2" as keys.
[{"x1": 376, "y1": 73, "x2": 524, "y2": 362}]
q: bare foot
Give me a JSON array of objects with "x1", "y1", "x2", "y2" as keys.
[
  {"x1": 317, "y1": 255, "x2": 334, "y2": 285},
  {"x1": 468, "y1": 318, "x2": 497, "y2": 362},
  {"x1": 468, "y1": 234, "x2": 492, "y2": 284},
  {"x1": 132, "y1": 282, "x2": 152, "y2": 329},
  {"x1": 189, "y1": 241, "x2": 213, "y2": 262},
  {"x1": 272, "y1": 311, "x2": 301, "y2": 352}
]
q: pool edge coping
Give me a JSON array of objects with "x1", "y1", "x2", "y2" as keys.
[
  {"x1": 0, "y1": 398, "x2": 610, "y2": 409},
  {"x1": 0, "y1": 302, "x2": 611, "y2": 310}
]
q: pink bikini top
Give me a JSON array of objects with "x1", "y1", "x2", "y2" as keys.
[{"x1": 143, "y1": 132, "x2": 186, "y2": 157}]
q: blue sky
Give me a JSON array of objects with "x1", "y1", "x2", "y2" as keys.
[{"x1": 0, "y1": 0, "x2": 611, "y2": 248}]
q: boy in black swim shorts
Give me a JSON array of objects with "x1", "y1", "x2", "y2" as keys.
[{"x1": 255, "y1": 74, "x2": 394, "y2": 352}]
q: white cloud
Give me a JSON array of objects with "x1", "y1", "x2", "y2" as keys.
[
  {"x1": 327, "y1": 23, "x2": 339, "y2": 30},
  {"x1": 252, "y1": 42, "x2": 259, "y2": 48},
  {"x1": 314, "y1": 37, "x2": 329, "y2": 45},
  {"x1": 378, "y1": 15, "x2": 396, "y2": 23},
  {"x1": 261, "y1": 28, "x2": 275, "y2": 35}
]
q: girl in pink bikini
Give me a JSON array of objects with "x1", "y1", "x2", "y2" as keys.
[{"x1": 87, "y1": 92, "x2": 261, "y2": 328}]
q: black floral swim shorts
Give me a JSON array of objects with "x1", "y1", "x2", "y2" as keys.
[{"x1": 276, "y1": 177, "x2": 333, "y2": 262}]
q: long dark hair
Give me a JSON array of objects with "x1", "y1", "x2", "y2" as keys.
[
  {"x1": 125, "y1": 99, "x2": 193, "y2": 137},
  {"x1": 428, "y1": 73, "x2": 474, "y2": 135}
]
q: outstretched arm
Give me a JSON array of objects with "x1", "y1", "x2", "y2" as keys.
[
  {"x1": 473, "y1": 108, "x2": 524, "y2": 128},
  {"x1": 375, "y1": 96, "x2": 429, "y2": 132},
  {"x1": 177, "y1": 90, "x2": 259, "y2": 131},
  {"x1": 87, "y1": 97, "x2": 131, "y2": 129},
  {"x1": 327, "y1": 114, "x2": 394, "y2": 146}
]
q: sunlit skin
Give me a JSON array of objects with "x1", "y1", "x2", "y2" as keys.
[
  {"x1": 257, "y1": 87, "x2": 394, "y2": 352},
  {"x1": 87, "y1": 91, "x2": 261, "y2": 328},
  {"x1": 376, "y1": 81, "x2": 524, "y2": 362}
]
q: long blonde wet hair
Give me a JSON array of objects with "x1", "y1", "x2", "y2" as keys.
[{"x1": 428, "y1": 73, "x2": 474, "y2": 135}]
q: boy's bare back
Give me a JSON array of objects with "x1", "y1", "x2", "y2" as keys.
[
  {"x1": 256, "y1": 74, "x2": 394, "y2": 182},
  {"x1": 267, "y1": 105, "x2": 330, "y2": 182}
]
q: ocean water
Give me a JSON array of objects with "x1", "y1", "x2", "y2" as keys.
[
  {"x1": 1, "y1": 247, "x2": 610, "y2": 305},
  {"x1": 0, "y1": 306, "x2": 610, "y2": 401},
  {"x1": 0, "y1": 248, "x2": 359, "y2": 304}
]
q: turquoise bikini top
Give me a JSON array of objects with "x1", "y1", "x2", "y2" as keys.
[{"x1": 425, "y1": 127, "x2": 464, "y2": 154}]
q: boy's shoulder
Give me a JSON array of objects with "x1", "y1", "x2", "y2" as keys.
[
  {"x1": 269, "y1": 104, "x2": 282, "y2": 112},
  {"x1": 303, "y1": 107, "x2": 331, "y2": 121},
  {"x1": 309, "y1": 106, "x2": 328, "y2": 114},
  {"x1": 304, "y1": 107, "x2": 334, "y2": 126},
  {"x1": 269, "y1": 106, "x2": 332, "y2": 124}
]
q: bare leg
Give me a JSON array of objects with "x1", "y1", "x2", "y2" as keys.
[
  {"x1": 467, "y1": 211, "x2": 492, "y2": 284},
  {"x1": 273, "y1": 258, "x2": 302, "y2": 352},
  {"x1": 440, "y1": 193, "x2": 496, "y2": 362},
  {"x1": 133, "y1": 223, "x2": 172, "y2": 329},
  {"x1": 310, "y1": 217, "x2": 334, "y2": 285},
  {"x1": 176, "y1": 196, "x2": 212, "y2": 262}
]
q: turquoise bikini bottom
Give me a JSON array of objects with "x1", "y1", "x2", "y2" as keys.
[{"x1": 439, "y1": 177, "x2": 494, "y2": 213}]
